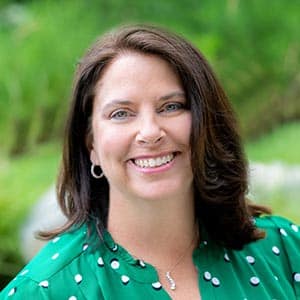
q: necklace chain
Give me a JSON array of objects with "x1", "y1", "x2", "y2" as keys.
[
  {"x1": 131, "y1": 228, "x2": 198, "y2": 291},
  {"x1": 162, "y1": 230, "x2": 198, "y2": 291}
]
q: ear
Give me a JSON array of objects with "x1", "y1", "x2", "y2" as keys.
[
  {"x1": 85, "y1": 129, "x2": 99, "y2": 164},
  {"x1": 90, "y1": 148, "x2": 99, "y2": 165}
]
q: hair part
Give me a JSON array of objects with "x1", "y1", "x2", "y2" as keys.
[{"x1": 39, "y1": 24, "x2": 270, "y2": 249}]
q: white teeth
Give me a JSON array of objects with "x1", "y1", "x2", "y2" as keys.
[
  {"x1": 149, "y1": 158, "x2": 155, "y2": 167},
  {"x1": 134, "y1": 154, "x2": 174, "y2": 168}
]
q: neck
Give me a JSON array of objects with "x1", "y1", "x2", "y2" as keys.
[{"x1": 107, "y1": 189, "x2": 197, "y2": 268}]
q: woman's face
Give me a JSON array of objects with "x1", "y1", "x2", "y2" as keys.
[{"x1": 90, "y1": 52, "x2": 193, "y2": 202}]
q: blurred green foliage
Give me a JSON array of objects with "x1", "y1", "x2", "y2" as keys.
[
  {"x1": 0, "y1": 143, "x2": 60, "y2": 287},
  {"x1": 0, "y1": 0, "x2": 299, "y2": 156},
  {"x1": 246, "y1": 121, "x2": 300, "y2": 164}
]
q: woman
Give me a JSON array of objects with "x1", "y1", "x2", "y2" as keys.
[{"x1": 1, "y1": 25, "x2": 299, "y2": 300}]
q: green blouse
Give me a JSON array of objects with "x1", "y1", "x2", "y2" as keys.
[{"x1": 1, "y1": 216, "x2": 300, "y2": 299}]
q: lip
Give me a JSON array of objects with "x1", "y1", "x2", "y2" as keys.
[
  {"x1": 129, "y1": 151, "x2": 178, "y2": 160},
  {"x1": 128, "y1": 151, "x2": 178, "y2": 174}
]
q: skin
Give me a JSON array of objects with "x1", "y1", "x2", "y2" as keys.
[
  {"x1": 91, "y1": 52, "x2": 193, "y2": 203},
  {"x1": 90, "y1": 52, "x2": 200, "y2": 299}
]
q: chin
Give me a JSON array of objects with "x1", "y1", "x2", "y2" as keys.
[{"x1": 133, "y1": 182, "x2": 189, "y2": 202}]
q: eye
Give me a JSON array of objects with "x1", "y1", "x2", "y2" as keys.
[
  {"x1": 161, "y1": 102, "x2": 185, "y2": 113},
  {"x1": 110, "y1": 109, "x2": 134, "y2": 120}
]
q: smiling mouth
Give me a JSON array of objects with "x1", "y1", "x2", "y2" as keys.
[{"x1": 132, "y1": 153, "x2": 175, "y2": 168}]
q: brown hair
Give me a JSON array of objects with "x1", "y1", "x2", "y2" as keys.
[{"x1": 40, "y1": 24, "x2": 270, "y2": 249}]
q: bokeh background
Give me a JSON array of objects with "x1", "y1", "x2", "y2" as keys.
[{"x1": 0, "y1": 0, "x2": 299, "y2": 289}]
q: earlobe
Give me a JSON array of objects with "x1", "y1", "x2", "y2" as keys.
[
  {"x1": 90, "y1": 149, "x2": 99, "y2": 165},
  {"x1": 90, "y1": 148, "x2": 104, "y2": 179}
]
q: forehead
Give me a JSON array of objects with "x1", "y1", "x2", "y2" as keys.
[
  {"x1": 94, "y1": 52, "x2": 183, "y2": 103},
  {"x1": 100, "y1": 51, "x2": 178, "y2": 80}
]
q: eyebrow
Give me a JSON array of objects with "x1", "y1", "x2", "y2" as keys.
[
  {"x1": 101, "y1": 91, "x2": 186, "y2": 111},
  {"x1": 158, "y1": 91, "x2": 186, "y2": 101},
  {"x1": 101, "y1": 100, "x2": 133, "y2": 112}
]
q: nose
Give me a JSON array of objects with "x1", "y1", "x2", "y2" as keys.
[{"x1": 135, "y1": 114, "x2": 165, "y2": 145}]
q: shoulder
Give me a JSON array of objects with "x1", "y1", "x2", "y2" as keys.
[
  {"x1": 252, "y1": 215, "x2": 300, "y2": 248},
  {"x1": 22, "y1": 222, "x2": 92, "y2": 281},
  {"x1": 250, "y1": 215, "x2": 300, "y2": 285},
  {"x1": 255, "y1": 215, "x2": 299, "y2": 234},
  {"x1": 0, "y1": 222, "x2": 103, "y2": 299},
  {"x1": 254, "y1": 215, "x2": 300, "y2": 248},
  {"x1": 222, "y1": 215, "x2": 300, "y2": 296}
]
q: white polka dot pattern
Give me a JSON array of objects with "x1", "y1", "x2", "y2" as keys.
[
  {"x1": 97, "y1": 257, "x2": 104, "y2": 267},
  {"x1": 246, "y1": 256, "x2": 255, "y2": 264},
  {"x1": 20, "y1": 269, "x2": 29, "y2": 276},
  {"x1": 279, "y1": 228, "x2": 287, "y2": 236},
  {"x1": 272, "y1": 246, "x2": 280, "y2": 255},
  {"x1": 138, "y1": 259, "x2": 146, "y2": 268},
  {"x1": 250, "y1": 276, "x2": 260, "y2": 286},
  {"x1": 121, "y1": 275, "x2": 130, "y2": 285},
  {"x1": 52, "y1": 237, "x2": 60, "y2": 243},
  {"x1": 294, "y1": 273, "x2": 300, "y2": 282},
  {"x1": 204, "y1": 271, "x2": 212, "y2": 281},
  {"x1": 74, "y1": 274, "x2": 82, "y2": 284},
  {"x1": 291, "y1": 224, "x2": 298, "y2": 232},
  {"x1": 211, "y1": 277, "x2": 220, "y2": 287},
  {"x1": 52, "y1": 236, "x2": 60, "y2": 244},
  {"x1": 112, "y1": 244, "x2": 118, "y2": 252},
  {"x1": 3, "y1": 216, "x2": 299, "y2": 299},
  {"x1": 51, "y1": 253, "x2": 60, "y2": 260},
  {"x1": 39, "y1": 280, "x2": 49, "y2": 288},
  {"x1": 110, "y1": 259, "x2": 120, "y2": 270},
  {"x1": 8, "y1": 287, "x2": 16, "y2": 296},
  {"x1": 152, "y1": 282, "x2": 162, "y2": 290},
  {"x1": 224, "y1": 253, "x2": 230, "y2": 262}
]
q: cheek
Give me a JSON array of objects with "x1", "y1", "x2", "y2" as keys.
[
  {"x1": 172, "y1": 113, "x2": 192, "y2": 145},
  {"x1": 93, "y1": 126, "x2": 130, "y2": 162}
]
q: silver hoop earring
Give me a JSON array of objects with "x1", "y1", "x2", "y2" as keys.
[{"x1": 91, "y1": 164, "x2": 104, "y2": 179}]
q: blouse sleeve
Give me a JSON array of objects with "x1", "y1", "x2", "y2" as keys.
[
  {"x1": 0, "y1": 274, "x2": 89, "y2": 300},
  {"x1": 0, "y1": 277, "x2": 46, "y2": 300},
  {"x1": 270, "y1": 216, "x2": 300, "y2": 298}
]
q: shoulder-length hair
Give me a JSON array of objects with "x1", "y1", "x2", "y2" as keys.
[{"x1": 40, "y1": 24, "x2": 270, "y2": 249}]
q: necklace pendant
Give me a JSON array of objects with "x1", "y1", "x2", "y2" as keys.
[{"x1": 166, "y1": 271, "x2": 176, "y2": 290}]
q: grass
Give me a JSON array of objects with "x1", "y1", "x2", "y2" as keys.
[
  {"x1": 0, "y1": 142, "x2": 60, "y2": 225},
  {"x1": 245, "y1": 121, "x2": 300, "y2": 164},
  {"x1": 258, "y1": 195, "x2": 300, "y2": 225},
  {"x1": 245, "y1": 121, "x2": 300, "y2": 224},
  {"x1": 0, "y1": 142, "x2": 60, "y2": 280}
]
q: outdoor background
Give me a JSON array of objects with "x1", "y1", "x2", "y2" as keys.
[{"x1": 0, "y1": 0, "x2": 299, "y2": 289}]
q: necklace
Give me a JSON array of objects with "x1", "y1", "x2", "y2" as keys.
[
  {"x1": 131, "y1": 228, "x2": 199, "y2": 291},
  {"x1": 163, "y1": 230, "x2": 198, "y2": 291}
]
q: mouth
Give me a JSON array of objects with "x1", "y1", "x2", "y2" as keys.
[{"x1": 132, "y1": 153, "x2": 176, "y2": 168}]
